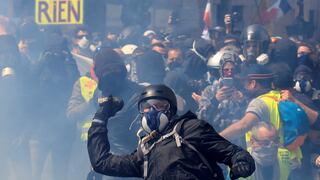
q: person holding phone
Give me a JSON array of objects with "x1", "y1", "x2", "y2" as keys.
[{"x1": 196, "y1": 51, "x2": 246, "y2": 146}]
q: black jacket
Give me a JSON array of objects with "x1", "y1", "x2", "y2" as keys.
[{"x1": 88, "y1": 112, "x2": 254, "y2": 179}]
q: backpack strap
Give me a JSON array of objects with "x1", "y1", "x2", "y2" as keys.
[
  {"x1": 139, "y1": 118, "x2": 215, "y2": 178},
  {"x1": 172, "y1": 119, "x2": 216, "y2": 177}
]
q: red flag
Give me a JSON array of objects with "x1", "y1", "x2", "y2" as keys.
[
  {"x1": 260, "y1": 0, "x2": 292, "y2": 24},
  {"x1": 201, "y1": 0, "x2": 212, "y2": 40}
]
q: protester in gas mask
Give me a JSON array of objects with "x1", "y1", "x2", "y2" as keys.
[
  {"x1": 250, "y1": 121, "x2": 280, "y2": 180},
  {"x1": 87, "y1": 84, "x2": 255, "y2": 180},
  {"x1": 72, "y1": 26, "x2": 95, "y2": 58},
  {"x1": 293, "y1": 65, "x2": 313, "y2": 94},
  {"x1": 241, "y1": 24, "x2": 270, "y2": 66},
  {"x1": 293, "y1": 65, "x2": 320, "y2": 107}
]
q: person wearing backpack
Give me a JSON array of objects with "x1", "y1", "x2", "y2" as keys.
[
  {"x1": 87, "y1": 84, "x2": 255, "y2": 179},
  {"x1": 220, "y1": 64, "x2": 308, "y2": 180}
]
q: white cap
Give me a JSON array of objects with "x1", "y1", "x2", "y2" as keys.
[
  {"x1": 143, "y1": 30, "x2": 156, "y2": 37},
  {"x1": 207, "y1": 51, "x2": 224, "y2": 69}
]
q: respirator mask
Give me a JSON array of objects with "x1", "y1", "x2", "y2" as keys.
[
  {"x1": 294, "y1": 74, "x2": 312, "y2": 93},
  {"x1": 139, "y1": 99, "x2": 171, "y2": 133}
]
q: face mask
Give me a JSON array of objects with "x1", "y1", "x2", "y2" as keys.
[
  {"x1": 244, "y1": 41, "x2": 261, "y2": 64},
  {"x1": 168, "y1": 60, "x2": 181, "y2": 70},
  {"x1": 78, "y1": 36, "x2": 89, "y2": 49},
  {"x1": 141, "y1": 107, "x2": 169, "y2": 133},
  {"x1": 294, "y1": 79, "x2": 312, "y2": 93},
  {"x1": 251, "y1": 145, "x2": 278, "y2": 166},
  {"x1": 245, "y1": 54, "x2": 257, "y2": 65}
]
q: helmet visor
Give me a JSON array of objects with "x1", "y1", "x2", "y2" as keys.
[
  {"x1": 243, "y1": 40, "x2": 261, "y2": 59},
  {"x1": 139, "y1": 99, "x2": 170, "y2": 113}
]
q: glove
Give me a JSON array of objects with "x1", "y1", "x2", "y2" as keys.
[
  {"x1": 93, "y1": 95, "x2": 124, "y2": 122},
  {"x1": 230, "y1": 161, "x2": 254, "y2": 180}
]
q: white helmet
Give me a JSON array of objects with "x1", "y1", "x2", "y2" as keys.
[
  {"x1": 121, "y1": 44, "x2": 138, "y2": 55},
  {"x1": 207, "y1": 50, "x2": 229, "y2": 69},
  {"x1": 143, "y1": 30, "x2": 156, "y2": 37}
]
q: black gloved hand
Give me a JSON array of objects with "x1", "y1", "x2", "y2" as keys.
[
  {"x1": 230, "y1": 161, "x2": 254, "y2": 180},
  {"x1": 93, "y1": 95, "x2": 124, "y2": 122}
]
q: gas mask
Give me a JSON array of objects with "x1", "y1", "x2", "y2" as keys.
[
  {"x1": 243, "y1": 40, "x2": 269, "y2": 65},
  {"x1": 294, "y1": 79, "x2": 312, "y2": 93},
  {"x1": 139, "y1": 99, "x2": 171, "y2": 133},
  {"x1": 141, "y1": 107, "x2": 169, "y2": 133},
  {"x1": 78, "y1": 36, "x2": 90, "y2": 49}
]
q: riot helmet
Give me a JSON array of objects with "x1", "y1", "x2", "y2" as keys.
[
  {"x1": 138, "y1": 84, "x2": 177, "y2": 133},
  {"x1": 242, "y1": 24, "x2": 270, "y2": 64},
  {"x1": 138, "y1": 84, "x2": 177, "y2": 116}
]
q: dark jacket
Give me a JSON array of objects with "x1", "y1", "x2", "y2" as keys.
[
  {"x1": 107, "y1": 80, "x2": 143, "y2": 154},
  {"x1": 88, "y1": 111, "x2": 255, "y2": 179}
]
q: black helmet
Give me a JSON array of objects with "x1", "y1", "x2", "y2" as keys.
[
  {"x1": 138, "y1": 84, "x2": 177, "y2": 115},
  {"x1": 242, "y1": 24, "x2": 270, "y2": 60}
]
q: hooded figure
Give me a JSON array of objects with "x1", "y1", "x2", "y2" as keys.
[
  {"x1": 197, "y1": 51, "x2": 246, "y2": 147},
  {"x1": 292, "y1": 65, "x2": 320, "y2": 107},
  {"x1": 31, "y1": 30, "x2": 80, "y2": 180},
  {"x1": 93, "y1": 48, "x2": 143, "y2": 154},
  {"x1": 18, "y1": 18, "x2": 44, "y2": 63},
  {"x1": 270, "y1": 38, "x2": 298, "y2": 70},
  {"x1": 184, "y1": 38, "x2": 215, "y2": 66},
  {"x1": 183, "y1": 39, "x2": 215, "y2": 91},
  {"x1": 164, "y1": 39, "x2": 215, "y2": 113},
  {"x1": 135, "y1": 50, "x2": 166, "y2": 84},
  {"x1": 0, "y1": 34, "x2": 30, "y2": 180}
]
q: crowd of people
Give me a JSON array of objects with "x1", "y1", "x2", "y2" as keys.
[{"x1": 0, "y1": 7, "x2": 320, "y2": 180}]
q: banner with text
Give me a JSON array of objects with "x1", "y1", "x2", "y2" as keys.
[{"x1": 35, "y1": 0, "x2": 83, "y2": 25}]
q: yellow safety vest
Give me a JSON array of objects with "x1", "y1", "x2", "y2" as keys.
[
  {"x1": 79, "y1": 76, "x2": 97, "y2": 141},
  {"x1": 245, "y1": 90, "x2": 302, "y2": 180}
]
